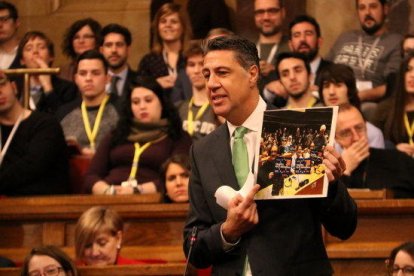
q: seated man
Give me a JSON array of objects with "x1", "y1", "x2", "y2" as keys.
[
  {"x1": 336, "y1": 103, "x2": 414, "y2": 198},
  {"x1": 59, "y1": 50, "x2": 119, "y2": 155},
  {"x1": 0, "y1": 72, "x2": 69, "y2": 195},
  {"x1": 17, "y1": 31, "x2": 78, "y2": 114}
]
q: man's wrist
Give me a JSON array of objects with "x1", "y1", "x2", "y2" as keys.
[{"x1": 220, "y1": 224, "x2": 240, "y2": 251}]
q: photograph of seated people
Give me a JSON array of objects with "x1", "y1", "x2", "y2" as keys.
[
  {"x1": 316, "y1": 63, "x2": 385, "y2": 152},
  {"x1": 58, "y1": 50, "x2": 119, "y2": 156},
  {"x1": 75, "y1": 206, "x2": 145, "y2": 266},
  {"x1": 386, "y1": 242, "x2": 414, "y2": 276},
  {"x1": 183, "y1": 35, "x2": 357, "y2": 275},
  {"x1": 84, "y1": 78, "x2": 191, "y2": 195},
  {"x1": 0, "y1": 71, "x2": 69, "y2": 196},
  {"x1": 60, "y1": 18, "x2": 102, "y2": 81},
  {"x1": 21, "y1": 245, "x2": 78, "y2": 276},
  {"x1": 336, "y1": 103, "x2": 414, "y2": 198},
  {"x1": 160, "y1": 154, "x2": 190, "y2": 203},
  {"x1": 372, "y1": 53, "x2": 414, "y2": 157},
  {"x1": 16, "y1": 31, "x2": 78, "y2": 114},
  {"x1": 137, "y1": 3, "x2": 187, "y2": 94}
]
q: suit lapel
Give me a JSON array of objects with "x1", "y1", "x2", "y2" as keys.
[{"x1": 211, "y1": 124, "x2": 240, "y2": 190}]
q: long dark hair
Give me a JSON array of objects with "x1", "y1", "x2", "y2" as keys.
[
  {"x1": 387, "y1": 242, "x2": 414, "y2": 273},
  {"x1": 111, "y1": 78, "x2": 183, "y2": 147},
  {"x1": 383, "y1": 53, "x2": 414, "y2": 143}
]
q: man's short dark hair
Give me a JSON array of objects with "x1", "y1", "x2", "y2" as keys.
[
  {"x1": 75, "y1": 49, "x2": 108, "y2": 73},
  {"x1": 0, "y1": 1, "x2": 18, "y2": 20},
  {"x1": 184, "y1": 40, "x2": 203, "y2": 64},
  {"x1": 202, "y1": 35, "x2": 259, "y2": 70},
  {"x1": 101, "y1": 23, "x2": 132, "y2": 46},
  {"x1": 355, "y1": 0, "x2": 387, "y2": 7},
  {"x1": 289, "y1": 14, "x2": 321, "y2": 39},
  {"x1": 17, "y1": 31, "x2": 55, "y2": 63},
  {"x1": 275, "y1": 52, "x2": 311, "y2": 77}
]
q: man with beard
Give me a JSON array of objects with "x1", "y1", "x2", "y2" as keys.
[
  {"x1": 289, "y1": 15, "x2": 332, "y2": 93},
  {"x1": 276, "y1": 52, "x2": 319, "y2": 109},
  {"x1": 327, "y1": 0, "x2": 402, "y2": 117},
  {"x1": 100, "y1": 23, "x2": 137, "y2": 102},
  {"x1": 254, "y1": 0, "x2": 290, "y2": 104},
  {"x1": 0, "y1": 1, "x2": 20, "y2": 69}
]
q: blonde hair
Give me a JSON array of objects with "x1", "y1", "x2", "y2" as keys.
[{"x1": 74, "y1": 206, "x2": 123, "y2": 260}]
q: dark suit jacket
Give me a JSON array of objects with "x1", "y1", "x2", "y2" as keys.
[{"x1": 184, "y1": 123, "x2": 357, "y2": 276}]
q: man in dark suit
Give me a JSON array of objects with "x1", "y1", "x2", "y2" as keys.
[
  {"x1": 183, "y1": 36, "x2": 357, "y2": 275},
  {"x1": 0, "y1": 1, "x2": 21, "y2": 69},
  {"x1": 100, "y1": 23, "x2": 137, "y2": 107}
]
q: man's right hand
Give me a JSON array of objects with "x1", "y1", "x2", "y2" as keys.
[
  {"x1": 396, "y1": 143, "x2": 414, "y2": 157},
  {"x1": 221, "y1": 184, "x2": 260, "y2": 243},
  {"x1": 156, "y1": 75, "x2": 176, "y2": 89},
  {"x1": 265, "y1": 80, "x2": 288, "y2": 98},
  {"x1": 341, "y1": 137, "x2": 370, "y2": 175}
]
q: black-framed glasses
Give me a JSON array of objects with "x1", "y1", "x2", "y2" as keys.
[
  {"x1": 387, "y1": 265, "x2": 414, "y2": 275},
  {"x1": 28, "y1": 266, "x2": 63, "y2": 276},
  {"x1": 0, "y1": 15, "x2": 12, "y2": 23},
  {"x1": 254, "y1": 7, "x2": 280, "y2": 17}
]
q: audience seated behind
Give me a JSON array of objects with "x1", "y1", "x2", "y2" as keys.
[
  {"x1": 58, "y1": 50, "x2": 119, "y2": 156},
  {"x1": 84, "y1": 78, "x2": 191, "y2": 195},
  {"x1": 21, "y1": 245, "x2": 78, "y2": 276},
  {"x1": 316, "y1": 63, "x2": 385, "y2": 152},
  {"x1": 160, "y1": 154, "x2": 190, "y2": 203},
  {"x1": 385, "y1": 242, "x2": 414, "y2": 276},
  {"x1": 336, "y1": 104, "x2": 414, "y2": 198},
  {"x1": 137, "y1": 3, "x2": 187, "y2": 95},
  {"x1": 0, "y1": 72, "x2": 69, "y2": 196},
  {"x1": 14, "y1": 31, "x2": 78, "y2": 114},
  {"x1": 372, "y1": 53, "x2": 414, "y2": 158},
  {"x1": 60, "y1": 18, "x2": 102, "y2": 82}
]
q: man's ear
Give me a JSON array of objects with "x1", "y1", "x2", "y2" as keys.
[{"x1": 248, "y1": 64, "x2": 259, "y2": 88}]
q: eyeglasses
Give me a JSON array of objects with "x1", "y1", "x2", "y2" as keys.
[
  {"x1": 336, "y1": 123, "x2": 366, "y2": 139},
  {"x1": 73, "y1": 34, "x2": 95, "y2": 41},
  {"x1": 28, "y1": 266, "x2": 63, "y2": 276},
  {"x1": 254, "y1": 7, "x2": 280, "y2": 17},
  {"x1": 387, "y1": 265, "x2": 414, "y2": 275},
  {"x1": 0, "y1": 15, "x2": 12, "y2": 23}
]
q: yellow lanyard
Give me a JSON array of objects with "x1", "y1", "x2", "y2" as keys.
[
  {"x1": 286, "y1": 97, "x2": 317, "y2": 109},
  {"x1": 128, "y1": 142, "x2": 152, "y2": 180},
  {"x1": 81, "y1": 95, "x2": 109, "y2": 150},
  {"x1": 187, "y1": 98, "x2": 210, "y2": 136},
  {"x1": 404, "y1": 113, "x2": 414, "y2": 145}
]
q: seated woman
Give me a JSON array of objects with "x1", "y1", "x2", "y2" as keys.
[
  {"x1": 60, "y1": 18, "x2": 102, "y2": 81},
  {"x1": 75, "y1": 206, "x2": 144, "y2": 266},
  {"x1": 21, "y1": 245, "x2": 78, "y2": 276},
  {"x1": 386, "y1": 242, "x2": 414, "y2": 276},
  {"x1": 317, "y1": 63, "x2": 385, "y2": 152},
  {"x1": 161, "y1": 154, "x2": 190, "y2": 202},
  {"x1": 372, "y1": 53, "x2": 414, "y2": 157},
  {"x1": 84, "y1": 78, "x2": 191, "y2": 195}
]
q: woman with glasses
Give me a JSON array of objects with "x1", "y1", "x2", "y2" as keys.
[
  {"x1": 386, "y1": 242, "x2": 414, "y2": 276},
  {"x1": 372, "y1": 53, "x2": 414, "y2": 157},
  {"x1": 60, "y1": 18, "x2": 102, "y2": 81},
  {"x1": 21, "y1": 245, "x2": 78, "y2": 276}
]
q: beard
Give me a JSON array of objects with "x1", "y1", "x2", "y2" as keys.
[
  {"x1": 288, "y1": 88, "x2": 307, "y2": 99},
  {"x1": 297, "y1": 43, "x2": 319, "y2": 61},
  {"x1": 361, "y1": 16, "x2": 385, "y2": 35},
  {"x1": 260, "y1": 24, "x2": 282, "y2": 37}
]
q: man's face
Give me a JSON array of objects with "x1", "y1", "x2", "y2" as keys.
[
  {"x1": 335, "y1": 107, "x2": 368, "y2": 149},
  {"x1": 186, "y1": 54, "x2": 205, "y2": 90},
  {"x1": 0, "y1": 80, "x2": 17, "y2": 115},
  {"x1": 278, "y1": 57, "x2": 310, "y2": 99},
  {"x1": 100, "y1": 33, "x2": 129, "y2": 71},
  {"x1": 289, "y1": 22, "x2": 321, "y2": 61},
  {"x1": 254, "y1": 0, "x2": 285, "y2": 37},
  {"x1": 357, "y1": 0, "x2": 387, "y2": 35},
  {"x1": 202, "y1": 50, "x2": 258, "y2": 124},
  {"x1": 21, "y1": 37, "x2": 53, "y2": 68},
  {"x1": 0, "y1": 9, "x2": 19, "y2": 44},
  {"x1": 75, "y1": 59, "x2": 109, "y2": 99}
]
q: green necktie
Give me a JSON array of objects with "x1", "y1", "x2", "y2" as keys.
[{"x1": 232, "y1": 126, "x2": 249, "y2": 187}]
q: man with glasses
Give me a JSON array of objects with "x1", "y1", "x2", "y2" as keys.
[
  {"x1": 0, "y1": 1, "x2": 20, "y2": 69},
  {"x1": 336, "y1": 103, "x2": 414, "y2": 198},
  {"x1": 254, "y1": 0, "x2": 290, "y2": 104}
]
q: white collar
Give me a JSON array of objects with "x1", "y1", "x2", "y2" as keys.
[
  {"x1": 310, "y1": 56, "x2": 322, "y2": 74},
  {"x1": 227, "y1": 97, "x2": 266, "y2": 136}
]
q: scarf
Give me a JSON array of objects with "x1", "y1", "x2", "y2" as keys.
[{"x1": 127, "y1": 118, "x2": 169, "y2": 143}]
